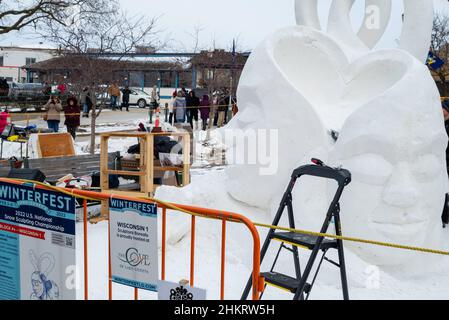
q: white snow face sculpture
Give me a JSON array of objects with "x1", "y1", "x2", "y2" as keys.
[
  {"x1": 329, "y1": 54, "x2": 447, "y2": 265},
  {"x1": 226, "y1": 0, "x2": 447, "y2": 266}
]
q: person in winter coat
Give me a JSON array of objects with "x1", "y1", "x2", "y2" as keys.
[
  {"x1": 0, "y1": 79, "x2": 9, "y2": 98},
  {"x1": 57, "y1": 83, "x2": 67, "y2": 96},
  {"x1": 169, "y1": 91, "x2": 177, "y2": 125},
  {"x1": 188, "y1": 90, "x2": 200, "y2": 130},
  {"x1": 217, "y1": 95, "x2": 229, "y2": 128},
  {"x1": 149, "y1": 85, "x2": 160, "y2": 124},
  {"x1": 174, "y1": 90, "x2": 187, "y2": 123},
  {"x1": 183, "y1": 87, "x2": 190, "y2": 123},
  {"x1": 64, "y1": 96, "x2": 81, "y2": 139},
  {"x1": 80, "y1": 87, "x2": 93, "y2": 118},
  {"x1": 0, "y1": 108, "x2": 10, "y2": 134},
  {"x1": 121, "y1": 86, "x2": 131, "y2": 112},
  {"x1": 200, "y1": 95, "x2": 211, "y2": 131},
  {"x1": 108, "y1": 82, "x2": 121, "y2": 111},
  {"x1": 441, "y1": 100, "x2": 449, "y2": 227},
  {"x1": 44, "y1": 96, "x2": 63, "y2": 133}
]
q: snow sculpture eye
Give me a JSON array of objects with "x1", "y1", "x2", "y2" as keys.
[
  {"x1": 410, "y1": 154, "x2": 443, "y2": 182},
  {"x1": 340, "y1": 153, "x2": 393, "y2": 185}
]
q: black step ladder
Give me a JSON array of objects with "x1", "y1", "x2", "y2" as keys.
[{"x1": 242, "y1": 159, "x2": 352, "y2": 300}]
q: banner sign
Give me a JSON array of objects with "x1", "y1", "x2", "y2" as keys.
[
  {"x1": 109, "y1": 198, "x2": 158, "y2": 292},
  {"x1": 158, "y1": 281, "x2": 207, "y2": 300},
  {"x1": 0, "y1": 181, "x2": 76, "y2": 300}
]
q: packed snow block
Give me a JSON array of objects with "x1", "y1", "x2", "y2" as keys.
[
  {"x1": 224, "y1": 3, "x2": 444, "y2": 268},
  {"x1": 36, "y1": 133, "x2": 75, "y2": 158}
]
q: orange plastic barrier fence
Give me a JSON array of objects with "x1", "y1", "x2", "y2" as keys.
[{"x1": 0, "y1": 178, "x2": 262, "y2": 300}]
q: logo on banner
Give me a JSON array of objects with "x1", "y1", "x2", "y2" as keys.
[
  {"x1": 170, "y1": 286, "x2": 194, "y2": 300},
  {"x1": 158, "y1": 280, "x2": 207, "y2": 300},
  {"x1": 118, "y1": 247, "x2": 151, "y2": 267}
]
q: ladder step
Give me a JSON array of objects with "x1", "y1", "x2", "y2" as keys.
[
  {"x1": 262, "y1": 272, "x2": 312, "y2": 295},
  {"x1": 262, "y1": 272, "x2": 299, "y2": 293},
  {"x1": 272, "y1": 232, "x2": 338, "y2": 250}
]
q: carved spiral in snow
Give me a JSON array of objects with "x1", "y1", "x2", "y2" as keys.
[{"x1": 295, "y1": 0, "x2": 434, "y2": 62}]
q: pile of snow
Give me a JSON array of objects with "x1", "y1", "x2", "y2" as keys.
[{"x1": 76, "y1": 169, "x2": 449, "y2": 300}]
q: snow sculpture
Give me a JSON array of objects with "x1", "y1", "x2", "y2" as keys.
[{"x1": 226, "y1": 0, "x2": 447, "y2": 267}]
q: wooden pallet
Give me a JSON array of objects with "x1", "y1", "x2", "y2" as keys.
[{"x1": 0, "y1": 153, "x2": 115, "y2": 181}]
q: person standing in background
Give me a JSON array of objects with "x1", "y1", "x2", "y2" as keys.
[
  {"x1": 57, "y1": 82, "x2": 67, "y2": 96},
  {"x1": 200, "y1": 94, "x2": 211, "y2": 131},
  {"x1": 182, "y1": 87, "x2": 190, "y2": 124},
  {"x1": 188, "y1": 90, "x2": 200, "y2": 130},
  {"x1": 44, "y1": 96, "x2": 63, "y2": 133},
  {"x1": 0, "y1": 108, "x2": 11, "y2": 134},
  {"x1": 149, "y1": 85, "x2": 160, "y2": 124},
  {"x1": 108, "y1": 82, "x2": 120, "y2": 111},
  {"x1": 208, "y1": 93, "x2": 219, "y2": 130},
  {"x1": 174, "y1": 90, "x2": 186, "y2": 124},
  {"x1": 80, "y1": 87, "x2": 91, "y2": 118},
  {"x1": 441, "y1": 100, "x2": 449, "y2": 227},
  {"x1": 217, "y1": 95, "x2": 228, "y2": 128},
  {"x1": 64, "y1": 96, "x2": 81, "y2": 139},
  {"x1": 42, "y1": 81, "x2": 52, "y2": 101},
  {"x1": 169, "y1": 91, "x2": 177, "y2": 125},
  {"x1": 121, "y1": 86, "x2": 131, "y2": 112}
]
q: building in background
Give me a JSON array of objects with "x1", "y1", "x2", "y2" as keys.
[
  {"x1": 24, "y1": 50, "x2": 250, "y2": 103},
  {"x1": 190, "y1": 49, "x2": 249, "y2": 96},
  {"x1": 0, "y1": 45, "x2": 58, "y2": 83},
  {"x1": 25, "y1": 54, "x2": 193, "y2": 104}
]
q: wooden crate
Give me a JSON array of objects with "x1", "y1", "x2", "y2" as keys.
[{"x1": 37, "y1": 133, "x2": 75, "y2": 158}]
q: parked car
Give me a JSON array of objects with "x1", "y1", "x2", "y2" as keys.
[
  {"x1": 8, "y1": 82, "x2": 49, "y2": 112},
  {"x1": 128, "y1": 89, "x2": 152, "y2": 108},
  {"x1": 97, "y1": 88, "x2": 152, "y2": 109}
]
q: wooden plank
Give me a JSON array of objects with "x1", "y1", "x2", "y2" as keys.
[
  {"x1": 154, "y1": 166, "x2": 183, "y2": 172},
  {"x1": 100, "y1": 136, "x2": 110, "y2": 192},
  {"x1": 147, "y1": 135, "x2": 154, "y2": 196},
  {"x1": 102, "y1": 131, "x2": 190, "y2": 138},
  {"x1": 102, "y1": 189, "x2": 149, "y2": 198},
  {"x1": 104, "y1": 170, "x2": 145, "y2": 176},
  {"x1": 139, "y1": 137, "x2": 147, "y2": 194},
  {"x1": 183, "y1": 133, "x2": 191, "y2": 186}
]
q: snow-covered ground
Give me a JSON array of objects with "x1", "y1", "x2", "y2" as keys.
[{"x1": 75, "y1": 168, "x2": 449, "y2": 300}]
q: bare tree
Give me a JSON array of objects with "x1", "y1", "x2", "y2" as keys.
[
  {"x1": 40, "y1": 1, "x2": 161, "y2": 154},
  {"x1": 0, "y1": 0, "x2": 103, "y2": 35},
  {"x1": 430, "y1": 13, "x2": 449, "y2": 96}
]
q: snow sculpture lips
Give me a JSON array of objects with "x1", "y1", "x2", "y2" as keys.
[{"x1": 226, "y1": 25, "x2": 447, "y2": 267}]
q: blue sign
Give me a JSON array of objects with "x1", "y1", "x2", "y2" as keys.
[{"x1": 0, "y1": 181, "x2": 76, "y2": 300}]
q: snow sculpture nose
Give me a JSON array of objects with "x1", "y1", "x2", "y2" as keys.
[{"x1": 382, "y1": 164, "x2": 419, "y2": 208}]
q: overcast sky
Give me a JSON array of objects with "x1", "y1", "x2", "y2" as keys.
[
  {"x1": 1, "y1": 0, "x2": 449, "y2": 51},
  {"x1": 118, "y1": 0, "x2": 449, "y2": 51}
]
